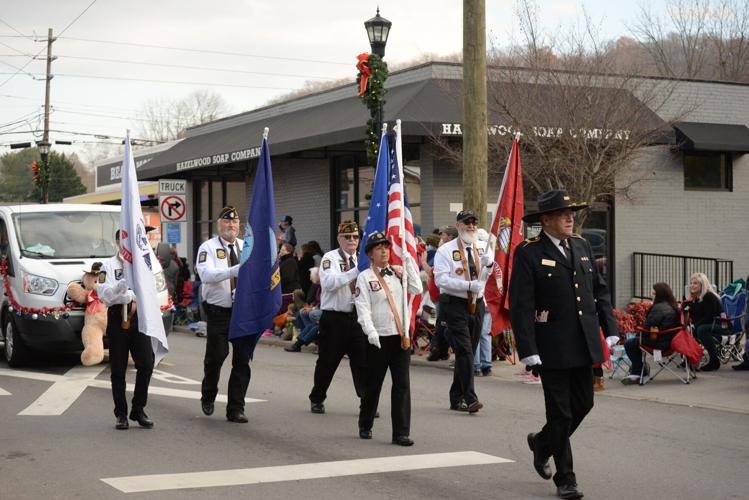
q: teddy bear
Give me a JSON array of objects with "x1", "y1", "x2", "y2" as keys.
[{"x1": 66, "y1": 262, "x2": 108, "y2": 366}]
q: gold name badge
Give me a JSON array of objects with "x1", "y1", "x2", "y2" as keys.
[{"x1": 541, "y1": 259, "x2": 556, "y2": 267}]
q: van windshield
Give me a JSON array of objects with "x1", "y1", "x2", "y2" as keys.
[{"x1": 12, "y1": 211, "x2": 119, "y2": 259}]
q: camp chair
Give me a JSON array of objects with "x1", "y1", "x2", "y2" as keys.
[
  {"x1": 635, "y1": 326, "x2": 692, "y2": 385},
  {"x1": 713, "y1": 291, "x2": 746, "y2": 364},
  {"x1": 607, "y1": 333, "x2": 633, "y2": 380}
]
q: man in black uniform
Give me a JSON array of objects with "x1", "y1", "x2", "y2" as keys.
[
  {"x1": 308, "y1": 221, "x2": 367, "y2": 414},
  {"x1": 509, "y1": 190, "x2": 618, "y2": 500},
  {"x1": 195, "y1": 206, "x2": 248, "y2": 423}
]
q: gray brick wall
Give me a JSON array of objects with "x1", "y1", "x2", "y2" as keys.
[{"x1": 615, "y1": 147, "x2": 749, "y2": 306}]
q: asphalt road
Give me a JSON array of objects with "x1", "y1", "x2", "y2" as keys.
[{"x1": 0, "y1": 332, "x2": 746, "y2": 500}]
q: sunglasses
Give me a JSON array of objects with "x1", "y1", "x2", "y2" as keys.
[{"x1": 341, "y1": 234, "x2": 360, "y2": 241}]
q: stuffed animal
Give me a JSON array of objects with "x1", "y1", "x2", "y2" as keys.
[{"x1": 66, "y1": 262, "x2": 108, "y2": 366}]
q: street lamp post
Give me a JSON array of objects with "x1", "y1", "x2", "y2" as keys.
[
  {"x1": 37, "y1": 140, "x2": 50, "y2": 204},
  {"x1": 363, "y1": 8, "x2": 392, "y2": 165}
]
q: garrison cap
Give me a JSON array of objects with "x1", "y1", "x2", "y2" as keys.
[
  {"x1": 337, "y1": 220, "x2": 359, "y2": 234},
  {"x1": 219, "y1": 206, "x2": 239, "y2": 220}
]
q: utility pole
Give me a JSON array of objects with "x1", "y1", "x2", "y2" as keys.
[
  {"x1": 462, "y1": 0, "x2": 488, "y2": 227},
  {"x1": 38, "y1": 28, "x2": 55, "y2": 203}
]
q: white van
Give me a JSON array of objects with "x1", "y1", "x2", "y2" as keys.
[{"x1": 0, "y1": 204, "x2": 172, "y2": 367}]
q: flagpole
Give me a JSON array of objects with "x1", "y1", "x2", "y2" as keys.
[{"x1": 395, "y1": 119, "x2": 410, "y2": 347}]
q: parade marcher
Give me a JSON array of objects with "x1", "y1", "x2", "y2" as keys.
[
  {"x1": 433, "y1": 210, "x2": 493, "y2": 413},
  {"x1": 195, "y1": 206, "x2": 249, "y2": 423},
  {"x1": 308, "y1": 220, "x2": 367, "y2": 414},
  {"x1": 355, "y1": 232, "x2": 422, "y2": 446},
  {"x1": 96, "y1": 231, "x2": 155, "y2": 430},
  {"x1": 509, "y1": 190, "x2": 618, "y2": 500}
]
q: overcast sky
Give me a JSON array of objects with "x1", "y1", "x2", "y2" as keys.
[{"x1": 0, "y1": 0, "x2": 669, "y2": 162}]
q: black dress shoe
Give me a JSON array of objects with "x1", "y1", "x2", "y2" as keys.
[
  {"x1": 284, "y1": 341, "x2": 302, "y2": 352},
  {"x1": 527, "y1": 433, "x2": 552, "y2": 480},
  {"x1": 450, "y1": 400, "x2": 468, "y2": 412},
  {"x1": 201, "y1": 401, "x2": 214, "y2": 416},
  {"x1": 557, "y1": 483, "x2": 584, "y2": 499},
  {"x1": 359, "y1": 429, "x2": 372, "y2": 439},
  {"x1": 392, "y1": 436, "x2": 414, "y2": 446},
  {"x1": 310, "y1": 402, "x2": 325, "y2": 414},
  {"x1": 467, "y1": 401, "x2": 483, "y2": 413},
  {"x1": 115, "y1": 415, "x2": 129, "y2": 430},
  {"x1": 227, "y1": 410, "x2": 249, "y2": 423},
  {"x1": 426, "y1": 347, "x2": 447, "y2": 362},
  {"x1": 129, "y1": 411, "x2": 154, "y2": 428},
  {"x1": 732, "y1": 361, "x2": 749, "y2": 371}
]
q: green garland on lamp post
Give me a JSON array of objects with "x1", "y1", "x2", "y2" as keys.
[{"x1": 356, "y1": 53, "x2": 388, "y2": 166}]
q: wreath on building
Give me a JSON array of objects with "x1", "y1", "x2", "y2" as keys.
[{"x1": 356, "y1": 52, "x2": 389, "y2": 167}]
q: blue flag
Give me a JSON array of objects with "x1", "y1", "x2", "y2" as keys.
[
  {"x1": 358, "y1": 130, "x2": 392, "y2": 271},
  {"x1": 229, "y1": 131, "x2": 282, "y2": 358}
]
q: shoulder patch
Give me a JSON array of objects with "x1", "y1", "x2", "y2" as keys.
[
  {"x1": 452, "y1": 250, "x2": 462, "y2": 262},
  {"x1": 570, "y1": 233, "x2": 584, "y2": 239},
  {"x1": 98, "y1": 272, "x2": 106, "y2": 284},
  {"x1": 339, "y1": 263, "x2": 347, "y2": 272},
  {"x1": 369, "y1": 280, "x2": 382, "y2": 292},
  {"x1": 114, "y1": 269, "x2": 123, "y2": 280},
  {"x1": 216, "y1": 248, "x2": 226, "y2": 260},
  {"x1": 198, "y1": 251, "x2": 207, "y2": 263},
  {"x1": 322, "y1": 259, "x2": 331, "y2": 270}
]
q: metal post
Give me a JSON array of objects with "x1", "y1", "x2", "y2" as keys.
[{"x1": 40, "y1": 28, "x2": 55, "y2": 204}]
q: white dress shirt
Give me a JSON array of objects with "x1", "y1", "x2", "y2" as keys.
[
  {"x1": 434, "y1": 238, "x2": 485, "y2": 299},
  {"x1": 319, "y1": 248, "x2": 359, "y2": 312},
  {"x1": 195, "y1": 236, "x2": 242, "y2": 308},
  {"x1": 543, "y1": 231, "x2": 569, "y2": 259},
  {"x1": 355, "y1": 262, "x2": 423, "y2": 339}
]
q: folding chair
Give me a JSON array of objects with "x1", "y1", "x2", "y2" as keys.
[
  {"x1": 635, "y1": 326, "x2": 692, "y2": 384},
  {"x1": 714, "y1": 291, "x2": 746, "y2": 364},
  {"x1": 607, "y1": 334, "x2": 633, "y2": 380}
]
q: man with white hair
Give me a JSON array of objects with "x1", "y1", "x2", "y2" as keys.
[{"x1": 433, "y1": 210, "x2": 494, "y2": 413}]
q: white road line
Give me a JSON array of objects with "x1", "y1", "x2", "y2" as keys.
[
  {"x1": 0, "y1": 386, "x2": 10, "y2": 395},
  {"x1": 0, "y1": 367, "x2": 264, "y2": 415},
  {"x1": 101, "y1": 451, "x2": 513, "y2": 493}
]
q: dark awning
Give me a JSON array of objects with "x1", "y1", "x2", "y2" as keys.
[
  {"x1": 95, "y1": 139, "x2": 182, "y2": 188},
  {"x1": 674, "y1": 122, "x2": 749, "y2": 152}
]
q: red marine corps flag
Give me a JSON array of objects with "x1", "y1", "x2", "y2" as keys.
[{"x1": 485, "y1": 133, "x2": 524, "y2": 336}]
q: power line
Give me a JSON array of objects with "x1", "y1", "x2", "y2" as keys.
[
  {"x1": 56, "y1": 54, "x2": 335, "y2": 80},
  {"x1": 0, "y1": 17, "x2": 28, "y2": 38},
  {"x1": 52, "y1": 108, "x2": 146, "y2": 122},
  {"x1": 58, "y1": 36, "x2": 351, "y2": 66},
  {"x1": 53, "y1": 73, "x2": 299, "y2": 90},
  {"x1": 57, "y1": 0, "x2": 99, "y2": 38}
]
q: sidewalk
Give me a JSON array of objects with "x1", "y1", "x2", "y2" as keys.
[{"x1": 173, "y1": 326, "x2": 749, "y2": 415}]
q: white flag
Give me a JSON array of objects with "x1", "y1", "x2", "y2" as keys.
[{"x1": 119, "y1": 132, "x2": 168, "y2": 364}]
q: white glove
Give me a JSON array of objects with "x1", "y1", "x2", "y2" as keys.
[
  {"x1": 230, "y1": 264, "x2": 241, "y2": 278},
  {"x1": 480, "y1": 252, "x2": 494, "y2": 268},
  {"x1": 605, "y1": 336, "x2": 620, "y2": 348},
  {"x1": 520, "y1": 355, "x2": 542, "y2": 367},
  {"x1": 367, "y1": 332, "x2": 381, "y2": 349},
  {"x1": 468, "y1": 280, "x2": 484, "y2": 296},
  {"x1": 114, "y1": 280, "x2": 128, "y2": 295}
]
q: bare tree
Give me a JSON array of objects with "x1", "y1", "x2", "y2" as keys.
[
  {"x1": 432, "y1": 0, "x2": 688, "y2": 228},
  {"x1": 138, "y1": 89, "x2": 229, "y2": 142},
  {"x1": 708, "y1": 0, "x2": 749, "y2": 80}
]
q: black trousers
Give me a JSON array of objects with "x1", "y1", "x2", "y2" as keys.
[
  {"x1": 537, "y1": 366, "x2": 594, "y2": 487},
  {"x1": 309, "y1": 310, "x2": 367, "y2": 404},
  {"x1": 107, "y1": 305, "x2": 154, "y2": 418},
  {"x1": 201, "y1": 303, "x2": 251, "y2": 414},
  {"x1": 359, "y1": 335, "x2": 411, "y2": 439},
  {"x1": 440, "y1": 295, "x2": 483, "y2": 407}
]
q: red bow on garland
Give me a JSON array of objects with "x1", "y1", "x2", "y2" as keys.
[
  {"x1": 31, "y1": 161, "x2": 40, "y2": 182},
  {"x1": 356, "y1": 53, "x2": 371, "y2": 97}
]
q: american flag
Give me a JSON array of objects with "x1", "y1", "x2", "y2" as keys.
[{"x1": 358, "y1": 124, "x2": 421, "y2": 330}]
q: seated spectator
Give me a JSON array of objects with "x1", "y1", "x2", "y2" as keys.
[
  {"x1": 621, "y1": 282, "x2": 681, "y2": 384},
  {"x1": 297, "y1": 243, "x2": 316, "y2": 295},
  {"x1": 682, "y1": 272, "x2": 724, "y2": 371},
  {"x1": 285, "y1": 267, "x2": 322, "y2": 352}
]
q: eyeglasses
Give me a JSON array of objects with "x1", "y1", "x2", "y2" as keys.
[{"x1": 341, "y1": 234, "x2": 359, "y2": 241}]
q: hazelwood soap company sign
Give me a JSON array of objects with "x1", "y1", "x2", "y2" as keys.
[
  {"x1": 176, "y1": 146, "x2": 262, "y2": 172},
  {"x1": 440, "y1": 123, "x2": 631, "y2": 140}
]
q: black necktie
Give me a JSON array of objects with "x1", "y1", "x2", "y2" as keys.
[
  {"x1": 349, "y1": 256, "x2": 355, "y2": 269},
  {"x1": 228, "y1": 244, "x2": 239, "y2": 266},
  {"x1": 559, "y1": 240, "x2": 572, "y2": 265},
  {"x1": 466, "y1": 247, "x2": 478, "y2": 279}
]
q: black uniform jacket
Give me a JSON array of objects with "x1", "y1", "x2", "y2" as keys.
[{"x1": 509, "y1": 232, "x2": 618, "y2": 369}]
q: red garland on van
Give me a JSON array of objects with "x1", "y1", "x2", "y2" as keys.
[{"x1": 1, "y1": 257, "x2": 174, "y2": 319}]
